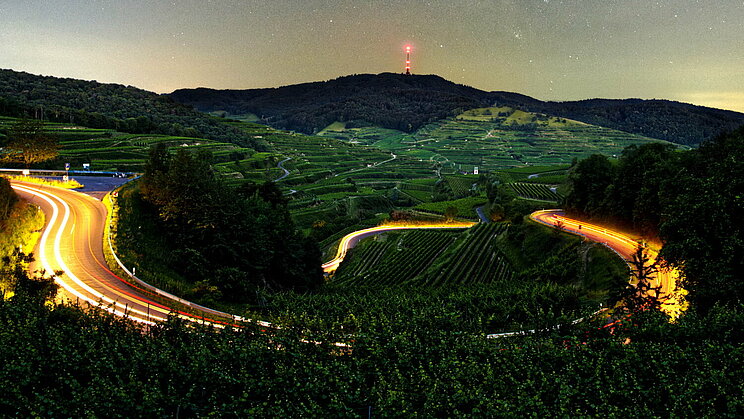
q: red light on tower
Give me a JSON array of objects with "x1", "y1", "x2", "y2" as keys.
[{"x1": 404, "y1": 45, "x2": 412, "y2": 75}]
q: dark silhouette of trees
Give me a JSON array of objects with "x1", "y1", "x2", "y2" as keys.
[
  {"x1": 139, "y1": 145, "x2": 322, "y2": 301},
  {"x1": 658, "y1": 127, "x2": 744, "y2": 313},
  {"x1": 565, "y1": 127, "x2": 744, "y2": 313},
  {"x1": 1, "y1": 252, "x2": 60, "y2": 304},
  {"x1": 1, "y1": 118, "x2": 59, "y2": 167},
  {"x1": 0, "y1": 177, "x2": 17, "y2": 222},
  {"x1": 623, "y1": 243, "x2": 665, "y2": 314},
  {"x1": 0, "y1": 69, "x2": 259, "y2": 149},
  {"x1": 565, "y1": 154, "x2": 614, "y2": 216}
]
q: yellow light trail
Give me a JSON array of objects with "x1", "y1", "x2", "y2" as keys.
[
  {"x1": 12, "y1": 183, "x2": 227, "y2": 327},
  {"x1": 12, "y1": 176, "x2": 687, "y2": 335},
  {"x1": 531, "y1": 209, "x2": 688, "y2": 319},
  {"x1": 321, "y1": 221, "x2": 476, "y2": 273}
]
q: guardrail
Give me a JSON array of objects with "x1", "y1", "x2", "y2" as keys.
[
  {"x1": 0, "y1": 168, "x2": 138, "y2": 176},
  {"x1": 103, "y1": 184, "x2": 248, "y2": 324}
]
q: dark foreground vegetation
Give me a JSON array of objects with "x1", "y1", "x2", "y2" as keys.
[
  {"x1": 115, "y1": 144, "x2": 323, "y2": 304},
  {"x1": 1, "y1": 261, "x2": 743, "y2": 417},
  {"x1": 565, "y1": 126, "x2": 744, "y2": 313}
]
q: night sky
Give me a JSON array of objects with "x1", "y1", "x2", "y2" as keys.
[{"x1": 2, "y1": 0, "x2": 743, "y2": 112}]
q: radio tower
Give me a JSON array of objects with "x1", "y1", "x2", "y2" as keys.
[{"x1": 404, "y1": 45, "x2": 412, "y2": 75}]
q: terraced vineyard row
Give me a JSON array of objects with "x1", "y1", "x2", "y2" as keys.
[
  {"x1": 333, "y1": 223, "x2": 513, "y2": 288},
  {"x1": 333, "y1": 230, "x2": 458, "y2": 286},
  {"x1": 423, "y1": 223, "x2": 512, "y2": 287},
  {"x1": 445, "y1": 175, "x2": 477, "y2": 197},
  {"x1": 399, "y1": 107, "x2": 671, "y2": 171},
  {"x1": 510, "y1": 182, "x2": 563, "y2": 202}
]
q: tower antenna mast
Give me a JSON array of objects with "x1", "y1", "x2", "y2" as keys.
[{"x1": 404, "y1": 45, "x2": 412, "y2": 75}]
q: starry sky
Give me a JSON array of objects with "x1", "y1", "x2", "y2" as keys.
[{"x1": 2, "y1": 0, "x2": 743, "y2": 112}]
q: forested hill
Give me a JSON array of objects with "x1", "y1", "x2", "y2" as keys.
[
  {"x1": 0, "y1": 69, "x2": 257, "y2": 148},
  {"x1": 169, "y1": 73, "x2": 491, "y2": 133},
  {"x1": 170, "y1": 73, "x2": 744, "y2": 146},
  {"x1": 532, "y1": 98, "x2": 744, "y2": 147}
]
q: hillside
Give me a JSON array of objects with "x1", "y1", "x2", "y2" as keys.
[
  {"x1": 169, "y1": 73, "x2": 491, "y2": 133},
  {"x1": 0, "y1": 69, "x2": 258, "y2": 148},
  {"x1": 170, "y1": 73, "x2": 744, "y2": 146},
  {"x1": 532, "y1": 98, "x2": 744, "y2": 147}
]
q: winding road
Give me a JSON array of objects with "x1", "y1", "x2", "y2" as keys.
[
  {"x1": 321, "y1": 222, "x2": 476, "y2": 273},
  {"x1": 11, "y1": 181, "x2": 238, "y2": 327},
  {"x1": 10, "y1": 179, "x2": 685, "y2": 329},
  {"x1": 530, "y1": 209, "x2": 687, "y2": 319},
  {"x1": 274, "y1": 157, "x2": 292, "y2": 182}
]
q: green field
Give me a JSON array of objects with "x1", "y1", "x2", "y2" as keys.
[
  {"x1": 316, "y1": 107, "x2": 675, "y2": 173},
  {"x1": 331, "y1": 220, "x2": 627, "y2": 309},
  {"x1": 0, "y1": 117, "x2": 255, "y2": 172}
]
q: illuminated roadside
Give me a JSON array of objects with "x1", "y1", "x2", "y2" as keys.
[
  {"x1": 11, "y1": 182, "x2": 233, "y2": 327},
  {"x1": 530, "y1": 209, "x2": 688, "y2": 319},
  {"x1": 321, "y1": 221, "x2": 476, "y2": 273}
]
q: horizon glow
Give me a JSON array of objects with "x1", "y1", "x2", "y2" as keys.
[{"x1": 1, "y1": 0, "x2": 743, "y2": 112}]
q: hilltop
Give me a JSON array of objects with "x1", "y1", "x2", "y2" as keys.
[
  {"x1": 0, "y1": 69, "x2": 258, "y2": 149},
  {"x1": 1, "y1": 69, "x2": 741, "y2": 147},
  {"x1": 170, "y1": 73, "x2": 490, "y2": 134},
  {"x1": 170, "y1": 73, "x2": 744, "y2": 146}
]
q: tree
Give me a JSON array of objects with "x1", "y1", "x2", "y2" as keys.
[
  {"x1": 623, "y1": 243, "x2": 666, "y2": 314},
  {"x1": 0, "y1": 177, "x2": 18, "y2": 222},
  {"x1": 136, "y1": 145, "x2": 323, "y2": 302},
  {"x1": 488, "y1": 203, "x2": 504, "y2": 222},
  {"x1": 1, "y1": 251, "x2": 60, "y2": 304},
  {"x1": 565, "y1": 154, "x2": 614, "y2": 216},
  {"x1": 659, "y1": 127, "x2": 744, "y2": 313},
  {"x1": 444, "y1": 206, "x2": 458, "y2": 222},
  {"x1": 1, "y1": 118, "x2": 59, "y2": 167}
]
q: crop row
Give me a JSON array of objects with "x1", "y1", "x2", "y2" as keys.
[
  {"x1": 423, "y1": 223, "x2": 512, "y2": 287},
  {"x1": 445, "y1": 175, "x2": 477, "y2": 197},
  {"x1": 333, "y1": 230, "x2": 459, "y2": 286},
  {"x1": 510, "y1": 182, "x2": 563, "y2": 202}
]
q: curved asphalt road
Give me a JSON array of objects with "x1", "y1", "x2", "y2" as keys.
[
  {"x1": 11, "y1": 181, "x2": 236, "y2": 326},
  {"x1": 10, "y1": 179, "x2": 685, "y2": 329},
  {"x1": 321, "y1": 221, "x2": 476, "y2": 273},
  {"x1": 531, "y1": 209, "x2": 686, "y2": 319},
  {"x1": 274, "y1": 157, "x2": 292, "y2": 182}
]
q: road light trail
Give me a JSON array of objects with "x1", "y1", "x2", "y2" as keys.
[
  {"x1": 530, "y1": 209, "x2": 687, "y2": 319},
  {"x1": 322, "y1": 221, "x2": 476, "y2": 273},
  {"x1": 11, "y1": 182, "x2": 234, "y2": 327},
  {"x1": 10, "y1": 177, "x2": 687, "y2": 339}
]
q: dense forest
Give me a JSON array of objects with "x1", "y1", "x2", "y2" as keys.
[
  {"x1": 564, "y1": 126, "x2": 744, "y2": 312},
  {"x1": 118, "y1": 144, "x2": 323, "y2": 303},
  {"x1": 532, "y1": 98, "x2": 744, "y2": 146},
  {"x1": 170, "y1": 73, "x2": 490, "y2": 133},
  {"x1": 169, "y1": 72, "x2": 744, "y2": 146},
  {"x1": 0, "y1": 69, "x2": 258, "y2": 148}
]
